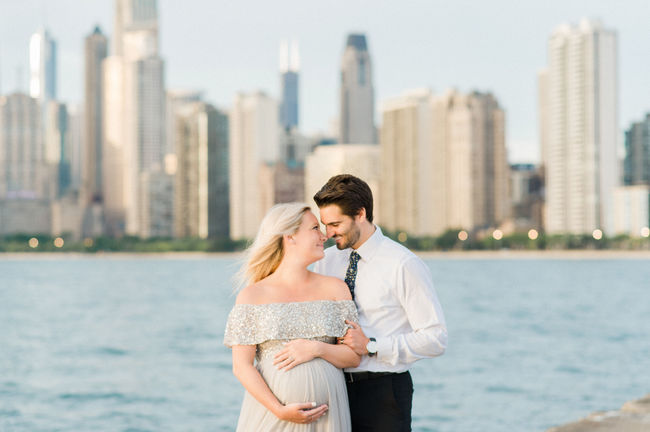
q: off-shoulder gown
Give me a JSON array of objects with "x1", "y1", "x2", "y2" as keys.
[{"x1": 224, "y1": 300, "x2": 358, "y2": 431}]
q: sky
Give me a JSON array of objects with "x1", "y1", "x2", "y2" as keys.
[{"x1": 1, "y1": 0, "x2": 649, "y2": 163}]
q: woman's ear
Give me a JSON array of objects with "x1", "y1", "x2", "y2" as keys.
[{"x1": 283, "y1": 234, "x2": 295, "y2": 244}]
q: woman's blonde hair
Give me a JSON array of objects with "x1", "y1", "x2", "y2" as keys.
[{"x1": 235, "y1": 202, "x2": 312, "y2": 289}]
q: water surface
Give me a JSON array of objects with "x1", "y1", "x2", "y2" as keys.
[{"x1": 1, "y1": 256, "x2": 648, "y2": 431}]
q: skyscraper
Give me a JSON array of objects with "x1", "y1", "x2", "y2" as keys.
[
  {"x1": 339, "y1": 33, "x2": 375, "y2": 144},
  {"x1": 617, "y1": 113, "x2": 650, "y2": 237},
  {"x1": 0, "y1": 93, "x2": 44, "y2": 199},
  {"x1": 139, "y1": 169, "x2": 173, "y2": 238},
  {"x1": 542, "y1": 19, "x2": 618, "y2": 235},
  {"x1": 537, "y1": 69, "x2": 549, "y2": 171},
  {"x1": 103, "y1": 0, "x2": 166, "y2": 237},
  {"x1": 166, "y1": 90, "x2": 202, "y2": 158},
  {"x1": 379, "y1": 89, "x2": 433, "y2": 236},
  {"x1": 29, "y1": 28, "x2": 57, "y2": 104},
  {"x1": 229, "y1": 91, "x2": 279, "y2": 240},
  {"x1": 279, "y1": 39, "x2": 299, "y2": 131},
  {"x1": 624, "y1": 113, "x2": 650, "y2": 186},
  {"x1": 67, "y1": 103, "x2": 84, "y2": 193},
  {"x1": 174, "y1": 101, "x2": 229, "y2": 239},
  {"x1": 29, "y1": 28, "x2": 59, "y2": 204},
  {"x1": 430, "y1": 90, "x2": 509, "y2": 234},
  {"x1": 380, "y1": 89, "x2": 509, "y2": 235},
  {"x1": 102, "y1": 56, "x2": 127, "y2": 236},
  {"x1": 83, "y1": 26, "x2": 107, "y2": 205},
  {"x1": 113, "y1": 0, "x2": 159, "y2": 57},
  {"x1": 43, "y1": 100, "x2": 70, "y2": 198}
]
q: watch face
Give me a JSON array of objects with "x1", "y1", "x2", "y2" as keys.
[{"x1": 367, "y1": 341, "x2": 377, "y2": 353}]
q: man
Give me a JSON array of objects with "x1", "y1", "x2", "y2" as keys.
[{"x1": 312, "y1": 174, "x2": 447, "y2": 431}]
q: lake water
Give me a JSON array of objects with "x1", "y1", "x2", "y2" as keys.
[{"x1": 1, "y1": 255, "x2": 649, "y2": 431}]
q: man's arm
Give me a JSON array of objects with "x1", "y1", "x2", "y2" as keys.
[
  {"x1": 342, "y1": 256, "x2": 447, "y2": 364},
  {"x1": 375, "y1": 256, "x2": 447, "y2": 365}
]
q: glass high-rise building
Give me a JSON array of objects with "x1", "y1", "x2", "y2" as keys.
[
  {"x1": 103, "y1": 0, "x2": 166, "y2": 238},
  {"x1": 29, "y1": 28, "x2": 57, "y2": 104},
  {"x1": 279, "y1": 40, "x2": 299, "y2": 131},
  {"x1": 339, "y1": 33, "x2": 375, "y2": 144},
  {"x1": 624, "y1": 114, "x2": 650, "y2": 186},
  {"x1": 83, "y1": 26, "x2": 107, "y2": 205}
]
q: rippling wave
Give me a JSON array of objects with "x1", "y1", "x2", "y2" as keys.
[{"x1": 1, "y1": 256, "x2": 649, "y2": 431}]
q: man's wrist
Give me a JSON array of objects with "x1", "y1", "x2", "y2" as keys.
[{"x1": 365, "y1": 337, "x2": 377, "y2": 357}]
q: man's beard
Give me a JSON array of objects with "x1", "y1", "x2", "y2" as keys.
[{"x1": 336, "y1": 224, "x2": 361, "y2": 250}]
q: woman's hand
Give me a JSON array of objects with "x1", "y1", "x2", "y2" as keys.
[
  {"x1": 273, "y1": 339, "x2": 320, "y2": 371},
  {"x1": 275, "y1": 402, "x2": 328, "y2": 423}
]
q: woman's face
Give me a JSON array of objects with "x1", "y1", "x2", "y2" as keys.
[{"x1": 290, "y1": 210, "x2": 327, "y2": 263}]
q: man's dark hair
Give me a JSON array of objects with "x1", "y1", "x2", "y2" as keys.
[{"x1": 313, "y1": 174, "x2": 374, "y2": 222}]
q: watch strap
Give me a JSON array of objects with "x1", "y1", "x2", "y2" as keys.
[{"x1": 367, "y1": 337, "x2": 377, "y2": 357}]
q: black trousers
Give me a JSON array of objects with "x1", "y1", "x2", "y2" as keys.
[{"x1": 346, "y1": 371, "x2": 413, "y2": 432}]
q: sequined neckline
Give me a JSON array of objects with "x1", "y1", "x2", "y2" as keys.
[{"x1": 235, "y1": 299, "x2": 355, "y2": 307}]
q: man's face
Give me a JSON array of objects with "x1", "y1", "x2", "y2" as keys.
[{"x1": 319, "y1": 205, "x2": 361, "y2": 250}]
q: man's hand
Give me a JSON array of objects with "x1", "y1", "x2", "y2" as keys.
[{"x1": 339, "y1": 320, "x2": 369, "y2": 356}]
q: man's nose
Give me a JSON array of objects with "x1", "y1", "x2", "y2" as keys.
[{"x1": 325, "y1": 226, "x2": 335, "y2": 238}]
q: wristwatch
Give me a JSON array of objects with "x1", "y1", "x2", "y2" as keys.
[{"x1": 366, "y1": 337, "x2": 377, "y2": 357}]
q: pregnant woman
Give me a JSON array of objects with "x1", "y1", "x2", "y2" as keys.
[{"x1": 224, "y1": 203, "x2": 359, "y2": 431}]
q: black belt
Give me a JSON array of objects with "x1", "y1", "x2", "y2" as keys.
[{"x1": 344, "y1": 371, "x2": 398, "y2": 383}]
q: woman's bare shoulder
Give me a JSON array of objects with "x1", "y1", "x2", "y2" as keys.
[
  {"x1": 311, "y1": 273, "x2": 352, "y2": 301},
  {"x1": 235, "y1": 282, "x2": 268, "y2": 305}
]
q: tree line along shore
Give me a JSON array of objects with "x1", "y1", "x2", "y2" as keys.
[{"x1": 1, "y1": 229, "x2": 650, "y2": 253}]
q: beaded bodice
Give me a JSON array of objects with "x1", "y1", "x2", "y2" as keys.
[{"x1": 223, "y1": 300, "x2": 358, "y2": 360}]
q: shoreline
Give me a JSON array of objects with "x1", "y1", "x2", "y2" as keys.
[
  {"x1": 2, "y1": 249, "x2": 650, "y2": 260},
  {"x1": 416, "y1": 249, "x2": 650, "y2": 259},
  {"x1": 0, "y1": 251, "x2": 241, "y2": 260},
  {"x1": 547, "y1": 394, "x2": 650, "y2": 432}
]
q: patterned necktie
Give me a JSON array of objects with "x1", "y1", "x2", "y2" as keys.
[{"x1": 344, "y1": 251, "x2": 361, "y2": 299}]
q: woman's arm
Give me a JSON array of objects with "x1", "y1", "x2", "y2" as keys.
[
  {"x1": 274, "y1": 276, "x2": 361, "y2": 371},
  {"x1": 232, "y1": 345, "x2": 328, "y2": 423},
  {"x1": 273, "y1": 339, "x2": 361, "y2": 370}
]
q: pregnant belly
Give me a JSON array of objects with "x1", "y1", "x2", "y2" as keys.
[{"x1": 258, "y1": 357, "x2": 344, "y2": 406}]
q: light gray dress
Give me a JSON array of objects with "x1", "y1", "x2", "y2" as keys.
[{"x1": 224, "y1": 300, "x2": 358, "y2": 432}]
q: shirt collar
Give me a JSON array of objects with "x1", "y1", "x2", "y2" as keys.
[{"x1": 351, "y1": 225, "x2": 384, "y2": 262}]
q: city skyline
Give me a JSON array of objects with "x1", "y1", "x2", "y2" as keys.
[{"x1": 1, "y1": 0, "x2": 649, "y2": 163}]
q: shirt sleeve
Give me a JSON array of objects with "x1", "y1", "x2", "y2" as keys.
[{"x1": 374, "y1": 256, "x2": 447, "y2": 366}]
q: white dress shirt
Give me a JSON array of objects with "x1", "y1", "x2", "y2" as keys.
[{"x1": 313, "y1": 226, "x2": 447, "y2": 373}]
